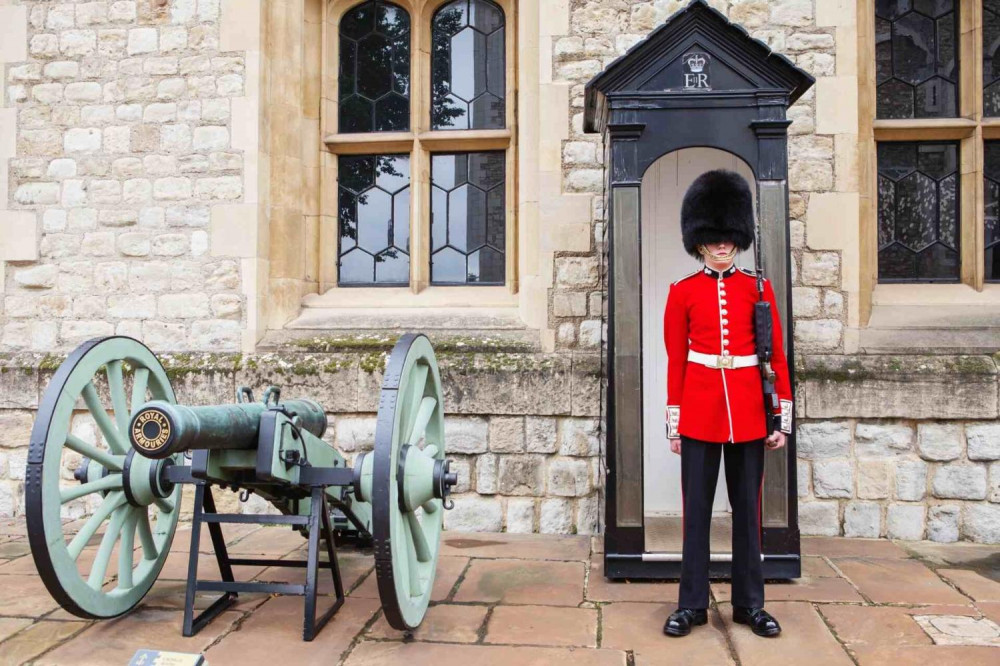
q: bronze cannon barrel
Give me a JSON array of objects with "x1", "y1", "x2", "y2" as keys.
[{"x1": 128, "y1": 399, "x2": 327, "y2": 459}]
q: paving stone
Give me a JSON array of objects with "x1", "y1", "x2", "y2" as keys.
[
  {"x1": 835, "y1": 558, "x2": 970, "y2": 604},
  {"x1": 977, "y1": 601, "x2": 1000, "y2": 625},
  {"x1": 710, "y1": 575, "x2": 862, "y2": 603},
  {"x1": 801, "y1": 555, "x2": 838, "y2": 577},
  {"x1": 439, "y1": 531, "x2": 590, "y2": 561},
  {"x1": 485, "y1": 605, "x2": 597, "y2": 647},
  {"x1": 168, "y1": 523, "x2": 261, "y2": 553},
  {"x1": 851, "y1": 644, "x2": 1000, "y2": 665},
  {"x1": 156, "y1": 551, "x2": 269, "y2": 581},
  {"x1": 37, "y1": 609, "x2": 240, "y2": 665},
  {"x1": 937, "y1": 569, "x2": 1000, "y2": 602},
  {"x1": 343, "y1": 641, "x2": 626, "y2": 666},
  {"x1": 0, "y1": 620, "x2": 89, "y2": 664},
  {"x1": 205, "y1": 596, "x2": 380, "y2": 665},
  {"x1": 454, "y1": 559, "x2": 585, "y2": 605},
  {"x1": 585, "y1": 558, "x2": 678, "y2": 602},
  {"x1": 225, "y1": 525, "x2": 307, "y2": 556},
  {"x1": 912, "y1": 614, "x2": 1000, "y2": 646},
  {"x1": 350, "y1": 555, "x2": 468, "y2": 602},
  {"x1": 600, "y1": 602, "x2": 734, "y2": 665},
  {"x1": 0, "y1": 540, "x2": 31, "y2": 559},
  {"x1": 0, "y1": 616, "x2": 33, "y2": 642},
  {"x1": 255, "y1": 550, "x2": 373, "y2": 596},
  {"x1": 0, "y1": 575, "x2": 63, "y2": 617},
  {"x1": 140, "y1": 579, "x2": 270, "y2": 613},
  {"x1": 801, "y1": 536, "x2": 909, "y2": 559},
  {"x1": 720, "y1": 601, "x2": 852, "y2": 665},
  {"x1": 368, "y1": 602, "x2": 486, "y2": 643},
  {"x1": 818, "y1": 604, "x2": 936, "y2": 649}
]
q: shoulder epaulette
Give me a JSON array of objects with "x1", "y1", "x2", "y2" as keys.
[
  {"x1": 736, "y1": 266, "x2": 756, "y2": 276},
  {"x1": 671, "y1": 269, "x2": 701, "y2": 286}
]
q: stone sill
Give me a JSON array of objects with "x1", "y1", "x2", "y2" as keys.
[
  {"x1": 797, "y1": 354, "x2": 1000, "y2": 420},
  {"x1": 860, "y1": 299, "x2": 1000, "y2": 355}
]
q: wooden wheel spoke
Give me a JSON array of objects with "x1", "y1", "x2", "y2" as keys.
[
  {"x1": 403, "y1": 364, "x2": 429, "y2": 443},
  {"x1": 401, "y1": 515, "x2": 423, "y2": 597},
  {"x1": 60, "y1": 473, "x2": 122, "y2": 504},
  {"x1": 130, "y1": 367, "x2": 149, "y2": 417},
  {"x1": 421, "y1": 498, "x2": 440, "y2": 515},
  {"x1": 153, "y1": 496, "x2": 173, "y2": 514},
  {"x1": 67, "y1": 490, "x2": 126, "y2": 561},
  {"x1": 421, "y1": 444, "x2": 439, "y2": 459},
  {"x1": 137, "y1": 510, "x2": 157, "y2": 561},
  {"x1": 106, "y1": 361, "x2": 130, "y2": 436},
  {"x1": 406, "y1": 397, "x2": 437, "y2": 447},
  {"x1": 118, "y1": 510, "x2": 139, "y2": 590},
  {"x1": 87, "y1": 505, "x2": 129, "y2": 590},
  {"x1": 64, "y1": 434, "x2": 124, "y2": 472},
  {"x1": 81, "y1": 382, "x2": 128, "y2": 455},
  {"x1": 405, "y1": 510, "x2": 431, "y2": 564}
]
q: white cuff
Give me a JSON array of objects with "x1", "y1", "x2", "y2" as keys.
[
  {"x1": 666, "y1": 405, "x2": 680, "y2": 438},
  {"x1": 779, "y1": 399, "x2": 793, "y2": 434}
]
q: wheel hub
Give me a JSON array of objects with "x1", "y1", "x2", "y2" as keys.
[{"x1": 122, "y1": 451, "x2": 174, "y2": 507}]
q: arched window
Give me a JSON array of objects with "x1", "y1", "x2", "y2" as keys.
[
  {"x1": 339, "y1": 1, "x2": 411, "y2": 133},
  {"x1": 326, "y1": 0, "x2": 514, "y2": 291},
  {"x1": 431, "y1": 0, "x2": 506, "y2": 130}
]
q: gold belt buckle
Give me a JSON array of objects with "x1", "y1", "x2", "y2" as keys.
[{"x1": 716, "y1": 355, "x2": 734, "y2": 369}]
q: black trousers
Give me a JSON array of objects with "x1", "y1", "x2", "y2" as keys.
[{"x1": 678, "y1": 435, "x2": 766, "y2": 610}]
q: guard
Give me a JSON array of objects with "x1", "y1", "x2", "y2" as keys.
[{"x1": 661, "y1": 170, "x2": 793, "y2": 638}]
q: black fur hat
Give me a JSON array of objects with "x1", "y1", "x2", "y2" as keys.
[{"x1": 680, "y1": 169, "x2": 754, "y2": 259}]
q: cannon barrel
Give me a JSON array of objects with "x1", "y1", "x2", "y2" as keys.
[{"x1": 129, "y1": 399, "x2": 327, "y2": 459}]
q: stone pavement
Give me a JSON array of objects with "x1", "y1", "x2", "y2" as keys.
[{"x1": 0, "y1": 517, "x2": 998, "y2": 665}]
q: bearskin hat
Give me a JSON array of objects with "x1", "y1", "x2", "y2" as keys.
[{"x1": 680, "y1": 169, "x2": 754, "y2": 259}]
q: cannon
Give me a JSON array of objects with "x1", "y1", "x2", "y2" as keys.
[{"x1": 24, "y1": 334, "x2": 456, "y2": 640}]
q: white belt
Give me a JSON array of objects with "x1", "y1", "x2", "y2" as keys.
[{"x1": 687, "y1": 350, "x2": 759, "y2": 369}]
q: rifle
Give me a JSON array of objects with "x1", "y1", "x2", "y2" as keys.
[{"x1": 753, "y1": 202, "x2": 779, "y2": 437}]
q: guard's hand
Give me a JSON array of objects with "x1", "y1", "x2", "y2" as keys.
[
  {"x1": 669, "y1": 437, "x2": 682, "y2": 455},
  {"x1": 765, "y1": 431, "x2": 786, "y2": 450}
]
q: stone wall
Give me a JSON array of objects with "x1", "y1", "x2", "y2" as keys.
[
  {"x1": 1, "y1": 0, "x2": 251, "y2": 353},
  {"x1": 794, "y1": 354, "x2": 1000, "y2": 544},
  {"x1": 0, "y1": 345, "x2": 607, "y2": 536}
]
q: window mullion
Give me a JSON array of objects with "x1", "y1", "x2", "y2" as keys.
[
  {"x1": 411, "y1": 139, "x2": 431, "y2": 292},
  {"x1": 968, "y1": 0, "x2": 985, "y2": 287}
]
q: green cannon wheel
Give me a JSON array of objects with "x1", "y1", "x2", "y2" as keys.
[
  {"x1": 25, "y1": 336, "x2": 181, "y2": 619},
  {"x1": 371, "y1": 334, "x2": 448, "y2": 631}
]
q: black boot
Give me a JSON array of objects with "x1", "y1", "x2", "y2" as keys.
[
  {"x1": 663, "y1": 607, "x2": 708, "y2": 636},
  {"x1": 733, "y1": 606, "x2": 781, "y2": 637}
]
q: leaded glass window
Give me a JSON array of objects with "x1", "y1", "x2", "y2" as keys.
[
  {"x1": 430, "y1": 152, "x2": 505, "y2": 284},
  {"x1": 339, "y1": 1, "x2": 410, "y2": 133},
  {"x1": 875, "y1": 0, "x2": 958, "y2": 119},
  {"x1": 338, "y1": 154, "x2": 411, "y2": 285},
  {"x1": 986, "y1": 1, "x2": 1000, "y2": 115},
  {"x1": 431, "y1": 0, "x2": 506, "y2": 130},
  {"x1": 984, "y1": 142, "x2": 1000, "y2": 281},
  {"x1": 876, "y1": 142, "x2": 959, "y2": 282}
]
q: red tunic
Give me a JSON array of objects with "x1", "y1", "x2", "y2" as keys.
[{"x1": 664, "y1": 263, "x2": 793, "y2": 443}]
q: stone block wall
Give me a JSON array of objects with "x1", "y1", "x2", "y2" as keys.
[
  {"x1": 1, "y1": 0, "x2": 250, "y2": 353},
  {"x1": 796, "y1": 420, "x2": 1000, "y2": 544}
]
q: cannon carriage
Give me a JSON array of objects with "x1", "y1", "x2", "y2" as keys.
[{"x1": 24, "y1": 333, "x2": 456, "y2": 640}]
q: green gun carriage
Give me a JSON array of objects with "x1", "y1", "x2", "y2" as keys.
[{"x1": 24, "y1": 333, "x2": 456, "y2": 640}]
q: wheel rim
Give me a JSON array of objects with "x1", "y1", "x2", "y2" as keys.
[
  {"x1": 373, "y1": 334, "x2": 446, "y2": 630},
  {"x1": 26, "y1": 336, "x2": 180, "y2": 619}
]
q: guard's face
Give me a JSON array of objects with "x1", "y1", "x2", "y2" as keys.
[{"x1": 703, "y1": 240, "x2": 734, "y2": 259}]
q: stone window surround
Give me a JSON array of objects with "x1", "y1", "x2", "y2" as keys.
[
  {"x1": 858, "y1": 0, "x2": 1000, "y2": 329},
  {"x1": 314, "y1": 0, "x2": 519, "y2": 303}
]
